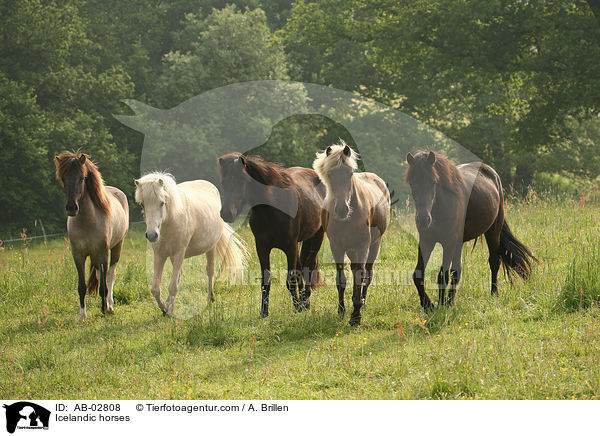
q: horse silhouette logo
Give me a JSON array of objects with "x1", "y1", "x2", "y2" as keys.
[{"x1": 3, "y1": 402, "x2": 50, "y2": 433}]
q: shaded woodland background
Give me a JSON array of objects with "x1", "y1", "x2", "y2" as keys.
[{"x1": 1, "y1": 0, "x2": 599, "y2": 236}]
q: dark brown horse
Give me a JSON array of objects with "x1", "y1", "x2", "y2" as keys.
[
  {"x1": 55, "y1": 151, "x2": 129, "y2": 321},
  {"x1": 218, "y1": 153, "x2": 325, "y2": 317},
  {"x1": 405, "y1": 151, "x2": 536, "y2": 311}
]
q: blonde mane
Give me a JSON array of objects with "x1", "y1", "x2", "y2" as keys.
[
  {"x1": 313, "y1": 140, "x2": 359, "y2": 190},
  {"x1": 134, "y1": 172, "x2": 184, "y2": 215}
]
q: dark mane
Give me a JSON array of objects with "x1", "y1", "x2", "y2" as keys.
[
  {"x1": 55, "y1": 151, "x2": 111, "y2": 216},
  {"x1": 405, "y1": 151, "x2": 466, "y2": 195},
  {"x1": 242, "y1": 155, "x2": 293, "y2": 187}
]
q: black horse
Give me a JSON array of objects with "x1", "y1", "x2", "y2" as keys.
[
  {"x1": 218, "y1": 153, "x2": 326, "y2": 317},
  {"x1": 405, "y1": 151, "x2": 537, "y2": 311}
]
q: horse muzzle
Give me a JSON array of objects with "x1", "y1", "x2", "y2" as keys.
[
  {"x1": 220, "y1": 207, "x2": 236, "y2": 223},
  {"x1": 334, "y1": 204, "x2": 351, "y2": 221},
  {"x1": 66, "y1": 202, "x2": 79, "y2": 216},
  {"x1": 145, "y1": 230, "x2": 160, "y2": 243}
]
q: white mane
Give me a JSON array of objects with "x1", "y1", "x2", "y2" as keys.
[
  {"x1": 134, "y1": 172, "x2": 184, "y2": 215},
  {"x1": 313, "y1": 139, "x2": 359, "y2": 189}
]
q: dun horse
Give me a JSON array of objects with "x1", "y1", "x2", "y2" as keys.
[
  {"x1": 135, "y1": 172, "x2": 247, "y2": 316},
  {"x1": 218, "y1": 153, "x2": 325, "y2": 317},
  {"x1": 313, "y1": 141, "x2": 391, "y2": 325},
  {"x1": 405, "y1": 151, "x2": 536, "y2": 311},
  {"x1": 55, "y1": 152, "x2": 129, "y2": 322}
]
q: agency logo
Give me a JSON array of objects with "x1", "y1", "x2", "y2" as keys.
[{"x1": 3, "y1": 402, "x2": 50, "y2": 434}]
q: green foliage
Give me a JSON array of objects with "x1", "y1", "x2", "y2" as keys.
[
  {"x1": 1, "y1": 0, "x2": 599, "y2": 235},
  {"x1": 158, "y1": 5, "x2": 289, "y2": 108}
]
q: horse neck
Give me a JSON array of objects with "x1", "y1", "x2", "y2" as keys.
[
  {"x1": 325, "y1": 173, "x2": 356, "y2": 208},
  {"x1": 74, "y1": 187, "x2": 97, "y2": 223}
]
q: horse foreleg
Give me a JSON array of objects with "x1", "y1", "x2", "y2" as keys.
[
  {"x1": 256, "y1": 242, "x2": 272, "y2": 318},
  {"x1": 151, "y1": 253, "x2": 168, "y2": 315},
  {"x1": 438, "y1": 244, "x2": 453, "y2": 307},
  {"x1": 73, "y1": 253, "x2": 87, "y2": 322},
  {"x1": 106, "y1": 241, "x2": 123, "y2": 314},
  {"x1": 349, "y1": 262, "x2": 366, "y2": 326},
  {"x1": 206, "y1": 248, "x2": 216, "y2": 304},
  {"x1": 97, "y1": 255, "x2": 109, "y2": 314},
  {"x1": 166, "y1": 253, "x2": 184, "y2": 317},
  {"x1": 331, "y1": 243, "x2": 346, "y2": 315},
  {"x1": 414, "y1": 240, "x2": 434, "y2": 312}
]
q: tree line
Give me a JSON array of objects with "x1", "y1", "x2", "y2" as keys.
[{"x1": 1, "y1": 0, "x2": 599, "y2": 237}]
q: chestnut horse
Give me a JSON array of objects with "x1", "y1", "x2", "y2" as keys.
[
  {"x1": 405, "y1": 151, "x2": 536, "y2": 311},
  {"x1": 55, "y1": 152, "x2": 129, "y2": 321},
  {"x1": 218, "y1": 153, "x2": 325, "y2": 317},
  {"x1": 313, "y1": 141, "x2": 390, "y2": 325}
]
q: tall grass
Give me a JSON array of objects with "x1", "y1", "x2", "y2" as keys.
[{"x1": 0, "y1": 199, "x2": 599, "y2": 399}]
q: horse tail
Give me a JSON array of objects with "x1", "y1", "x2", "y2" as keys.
[
  {"x1": 215, "y1": 223, "x2": 248, "y2": 283},
  {"x1": 499, "y1": 220, "x2": 537, "y2": 281},
  {"x1": 87, "y1": 264, "x2": 99, "y2": 295},
  {"x1": 311, "y1": 257, "x2": 325, "y2": 287}
]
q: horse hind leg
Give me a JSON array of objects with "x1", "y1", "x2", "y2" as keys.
[
  {"x1": 166, "y1": 253, "x2": 185, "y2": 317},
  {"x1": 299, "y1": 229, "x2": 325, "y2": 310},
  {"x1": 206, "y1": 248, "x2": 216, "y2": 304},
  {"x1": 106, "y1": 241, "x2": 123, "y2": 314},
  {"x1": 284, "y1": 244, "x2": 301, "y2": 312},
  {"x1": 362, "y1": 238, "x2": 383, "y2": 306},
  {"x1": 447, "y1": 245, "x2": 463, "y2": 306},
  {"x1": 485, "y1": 226, "x2": 502, "y2": 296}
]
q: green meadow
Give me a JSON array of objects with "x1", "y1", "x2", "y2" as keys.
[{"x1": 1, "y1": 198, "x2": 599, "y2": 399}]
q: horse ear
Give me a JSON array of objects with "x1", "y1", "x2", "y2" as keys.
[
  {"x1": 134, "y1": 179, "x2": 140, "y2": 187},
  {"x1": 427, "y1": 151, "x2": 436, "y2": 165},
  {"x1": 158, "y1": 178, "x2": 164, "y2": 186},
  {"x1": 239, "y1": 155, "x2": 246, "y2": 167},
  {"x1": 78, "y1": 154, "x2": 87, "y2": 165},
  {"x1": 326, "y1": 146, "x2": 332, "y2": 156},
  {"x1": 406, "y1": 152, "x2": 414, "y2": 165},
  {"x1": 343, "y1": 145, "x2": 351, "y2": 157}
]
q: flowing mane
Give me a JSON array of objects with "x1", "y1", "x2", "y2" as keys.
[
  {"x1": 134, "y1": 172, "x2": 184, "y2": 215},
  {"x1": 405, "y1": 151, "x2": 466, "y2": 195},
  {"x1": 313, "y1": 140, "x2": 359, "y2": 189},
  {"x1": 242, "y1": 155, "x2": 293, "y2": 187},
  {"x1": 55, "y1": 151, "x2": 111, "y2": 216}
]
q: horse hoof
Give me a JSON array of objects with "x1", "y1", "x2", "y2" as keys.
[
  {"x1": 162, "y1": 309, "x2": 168, "y2": 317},
  {"x1": 338, "y1": 307, "x2": 346, "y2": 316},
  {"x1": 349, "y1": 318, "x2": 361, "y2": 326},
  {"x1": 423, "y1": 301, "x2": 435, "y2": 313}
]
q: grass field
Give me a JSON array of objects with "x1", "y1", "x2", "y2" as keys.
[{"x1": 1, "y1": 198, "x2": 599, "y2": 400}]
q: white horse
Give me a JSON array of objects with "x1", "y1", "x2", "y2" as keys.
[
  {"x1": 313, "y1": 141, "x2": 390, "y2": 326},
  {"x1": 134, "y1": 172, "x2": 248, "y2": 316}
]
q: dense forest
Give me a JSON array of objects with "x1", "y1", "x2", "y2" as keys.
[{"x1": 1, "y1": 0, "x2": 599, "y2": 237}]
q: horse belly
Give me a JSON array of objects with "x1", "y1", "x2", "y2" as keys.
[{"x1": 463, "y1": 191, "x2": 499, "y2": 241}]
